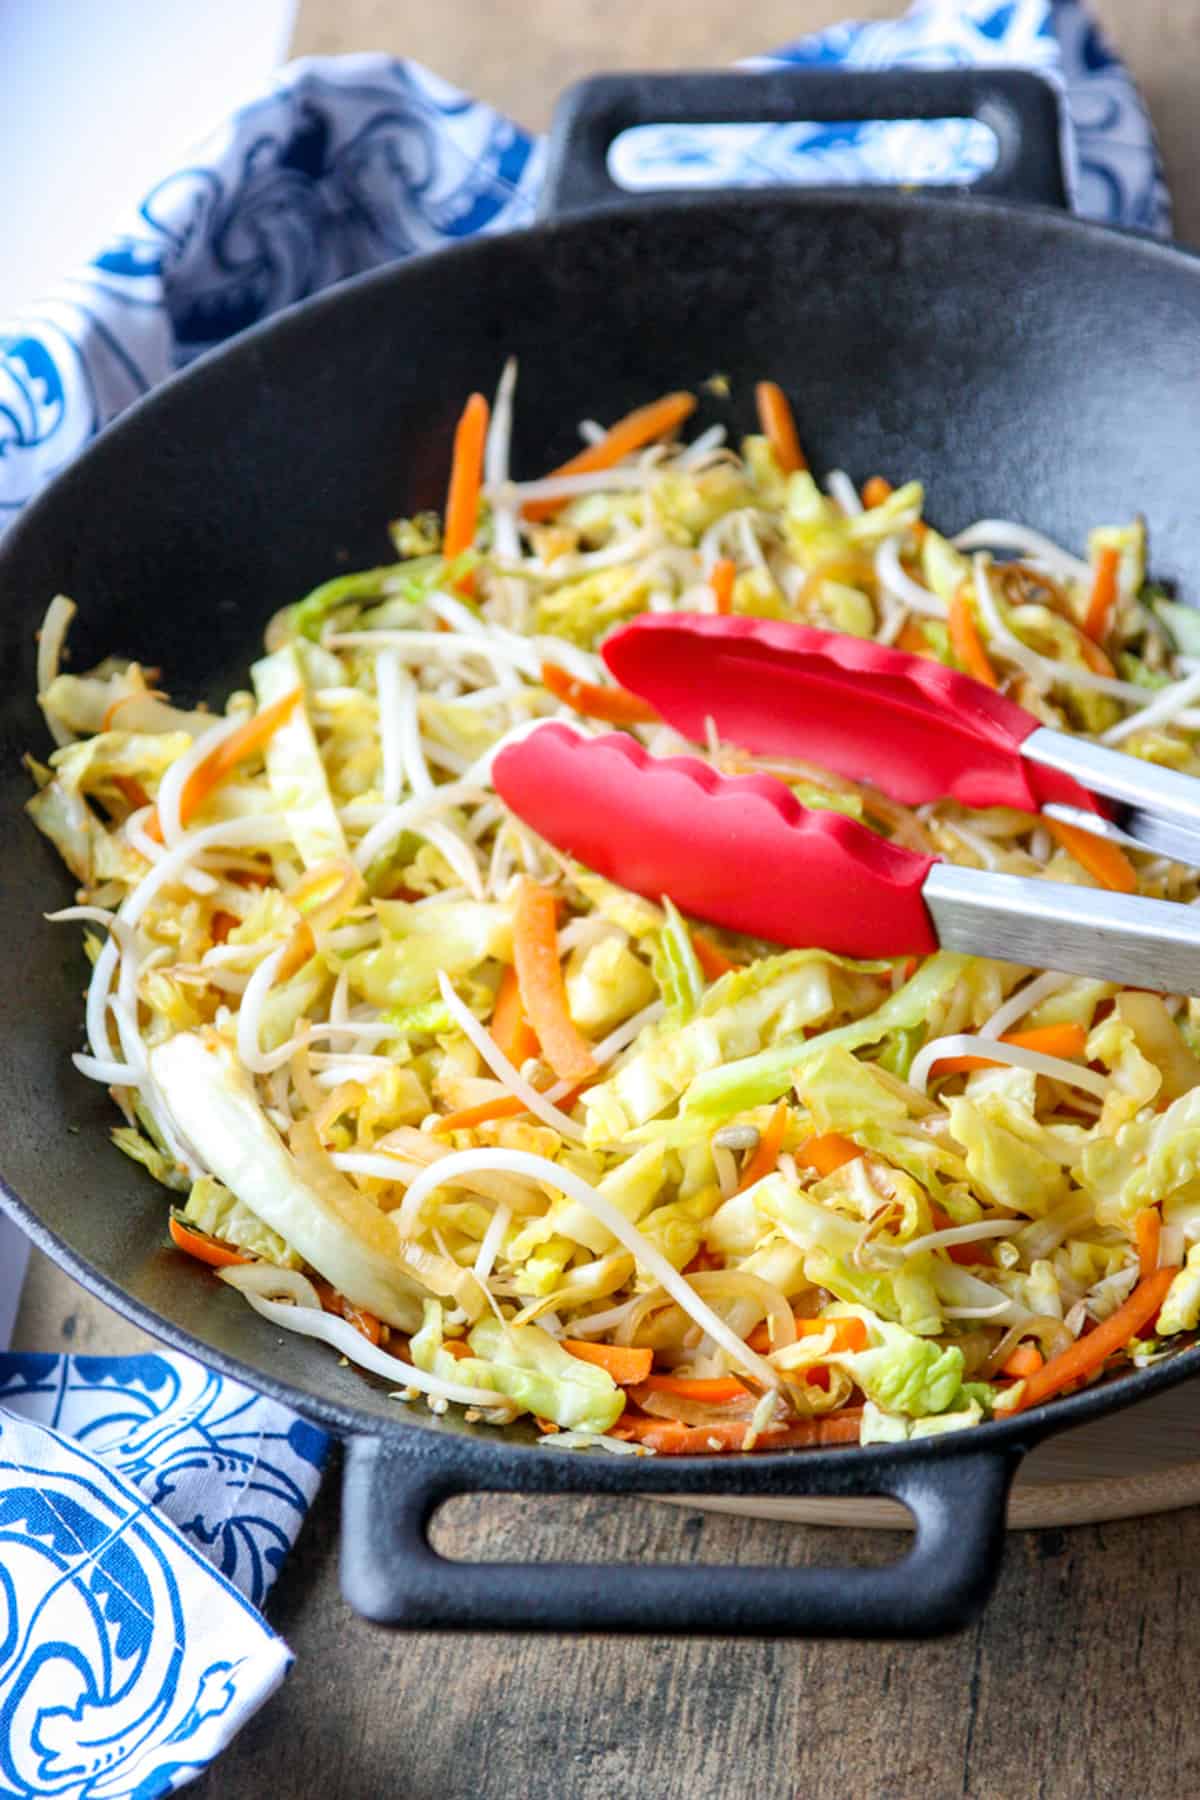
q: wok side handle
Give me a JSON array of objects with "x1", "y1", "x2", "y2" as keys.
[
  {"x1": 340, "y1": 1435, "x2": 1020, "y2": 1636},
  {"x1": 539, "y1": 68, "x2": 1069, "y2": 219}
]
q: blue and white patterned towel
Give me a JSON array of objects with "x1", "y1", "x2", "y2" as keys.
[{"x1": 0, "y1": 2, "x2": 1168, "y2": 1791}]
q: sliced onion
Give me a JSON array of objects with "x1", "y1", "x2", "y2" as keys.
[
  {"x1": 979, "y1": 1314, "x2": 1074, "y2": 1378},
  {"x1": 221, "y1": 1262, "x2": 323, "y2": 1308},
  {"x1": 614, "y1": 1269, "x2": 797, "y2": 1360},
  {"x1": 953, "y1": 520, "x2": 1090, "y2": 584},
  {"x1": 36, "y1": 595, "x2": 78, "y2": 745}
]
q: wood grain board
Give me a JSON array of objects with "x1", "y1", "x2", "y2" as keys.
[{"x1": 15, "y1": 3, "x2": 1200, "y2": 1795}]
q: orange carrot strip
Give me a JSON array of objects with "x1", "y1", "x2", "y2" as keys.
[
  {"x1": 1010, "y1": 1266, "x2": 1180, "y2": 1413},
  {"x1": 746, "y1": 1315, "x2": 870, "y2": 1355},
  {"x1": 611, "y1": 1409, "x2": 863, "y2": 1454},
  {"x1": 440, "y1": 1337, "x2": 474, "y2": 1361},
  {"x1": 949, "y1": 587, "x2": 998, "y2": 689},
  {"x1": 691, "y1": 930, "x2": 736, "y2": 981},
  {"x1": 144, "y1": 687, "x2": 302, "y2": 842},
  {"x1": 1001, "y1": 1342, "x2": 1045, "y2": 1379},
  {"x1": 101, "y1": 689, "x2": 168, "y2": 732},
  {"x1": 561, "y1": 1340, "x2": 654, "y2": 1385},
  {"x1": 168, "y1": 1215, "x2": 252, "y2": 1268},
  {"x1": 1135, "y1": 1206, "x2": 1162, "y2": 1281},
  {"x1": 310, "y1": 1276, "x2": 385, "y2": 1346},
  {"x1": 491, "y1": 964, "x2": 539, "y2": 1069},
  {"x1": 796, "y1": 1132, "x2": 862, "y2": 1178},
  {"x1": 435, "y1": 1095, "x2": 527, "y2": 1133},
  {"x1": 523, "y1": 392, "x2": 696, "y2": 522},
  {"x1": 735, "y1": 1101, "x2": 789, "y2": 1193},
  {"x1": 113, "y1": 774, "x2": 151, "y2": 812},
  {"x1": 541, "y1": 661, "x2": 659, "y2": 724},
  {"x1": 1083, "y1": 544, "x2": 1121, "y2": 642},
  {"x1": 443, "y1": 391, "x2": 490, "y2": 595},
  {"x1": 434, "y1": 1080, "x2": 588, "y2": 1136},
  {"x1": 636, "y1": 1374, "x2": 748, "y2": 1404},
  {"x1": 1079, "y1": 634, "x2": 1117, "y2": 678},
  {"x1": 863, "y1": 474, "x2": 929, "y2": 542},
  {"x1": 710, "y1": 557, "x2": 736, "y2": 615},
  {"x1": 929, "y1": 1022, "x2": 1089, "y2": 1078},
  {"x1": 513, "y1": 878, "x2": 597, "y2": 1084},
  {"x1": 896, "y1": 621, "x2": 933, "y2": 657},
  {"x1": 754, "y1": 380, "x2": 806, "y2": 473},
  {"x1": 1046, "y1": 818, "x2": 1137, "y2": 894}
]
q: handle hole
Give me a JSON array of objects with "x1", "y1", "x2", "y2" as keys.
[
  {"x1": 430, "y1": 1492, "x2": 909, "y2": 1565},
  {"x1": 607, "y1": 119, "x2": 999, "y2": 193}
]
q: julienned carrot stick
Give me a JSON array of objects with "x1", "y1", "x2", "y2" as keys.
[
  {"x1": 896, "y1": 621, "x2": 932, "y2": 657},
  {"x1": 561, "y1": 1340, "x2": 654, "y2": 1385},
  {"x1": 434, "y1": 1094, "x2": 528, "y2": 1134},
  {"x1": 735, "y1": 1101, "x2": 789, "y2": 1192},
  {"x1": 145, "y1": 687, "x2": 302, "y2": 842},
  {"x1": 443, "y1": 392, "x2": 490, "y2": 595},
  {"x1": 754, "y1": 381, "x2": 806, "y2": 473},
  {"x1": 491, "y1": 964, "x2": 539, "y2": 1068},
  {"x1": 746, "y1": 1314, "x2": 870, "y2": 1355},
  {"x1": 796, "y1": 1131, "x2": 862, "y2": 1178},
  {"x1": 168, "y1": 1215, "x2": 252, "y2": 1268},
  {"x1": 1001, "y1": 1342, "x2": 1045, "y2": 1379},
  {"x1": 1009, "y1": 1265, "x2": 1180, "y2": 1413},
  {"x1": 1135, "y1": 1206, "x2": 1162, "y2": 1280},
  {"x1": 949, "y1": 588, "x2": 998, "y2": 689},
  {"x1": 929, "y1": 1022, "x2": 1089, "y2": 1077},
  {"x1": 540, "y1": 661, "x2": 659, "y2": 724},
  {"x1": 522, "y1": 392, "x2": 696, "y2": 522},
  {"x1": 1084, "y1": 544, "x2": 1121, "y2": 641},
  {"x1": 434, "y1": 1081, "x2": 588, "y2": 1135},
  {"x1": 611, "y1": 1409, "x2": 863, "y2": 1453},
  {"x1": 1046, "y1": 818, "x2": 1137, "y2": 894},
  {"x1": 710, "y1": 557, "x2": 736, "y2": 615},
  {"x1": 513, "y1": 878, "x2": 598, "y2": 1084},
  {"x1": 691, "y1": 930, "x2": 736, "y2": 981},
  {"x1": 635, "y1": 1374, "x2": 748, "y2": 1404},
  {"x1": 861, "y1": 475, "x2": 892, "y2": 509}
]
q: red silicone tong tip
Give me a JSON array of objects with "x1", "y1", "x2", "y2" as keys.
[
  {"x1": 602, "y1": 613, "x2": 1103, "y2": 819},
  {"x1": 492, "y1": 723, "x2": 940, "y2": 957}
]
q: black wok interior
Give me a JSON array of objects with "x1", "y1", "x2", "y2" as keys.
[{"x1": 4, "y1": 190, "x2": 1200, "y2": 1442}]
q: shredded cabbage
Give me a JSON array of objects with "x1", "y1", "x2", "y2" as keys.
[{"x1": 30, "y1": 392, "x2": 1200, "y2": 1453}]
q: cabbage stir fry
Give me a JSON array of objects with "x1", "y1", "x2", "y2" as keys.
[{"x1": 28, "y1": 373, "x2": 1200, "y2": 1455}]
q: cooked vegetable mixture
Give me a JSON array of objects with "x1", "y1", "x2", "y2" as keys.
[{"x1": 28, "y1": 372, "x2": 1200, "y2": 1453}]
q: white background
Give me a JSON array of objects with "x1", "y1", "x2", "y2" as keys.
[{"x1": 0, "y1": 0, "x2": 295, "y2": 315}]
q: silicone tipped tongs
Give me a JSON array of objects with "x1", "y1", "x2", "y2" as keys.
[{"x1": 492, "y1": 615, "x2": 1200, "y2": 992}]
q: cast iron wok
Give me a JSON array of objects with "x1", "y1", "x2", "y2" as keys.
[{"x1": 3, "y1": 67, "x2": 1200, "y2": 1638}]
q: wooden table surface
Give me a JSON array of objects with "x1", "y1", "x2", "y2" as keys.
[{"x1": 15, "y1": 3, "x2": 1200, "y2": 1795}]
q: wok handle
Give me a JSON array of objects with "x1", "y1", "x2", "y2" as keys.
[
  {"x1": 340, "y1": 1433, "x2": 1021, "y2": 1636},
  {"x1": 540, "y1": 68, "x2": 1068, "y2": 219}
]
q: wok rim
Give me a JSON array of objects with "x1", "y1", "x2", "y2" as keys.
[{"x1": 5, "y1": 182, "x2": 1200, "y2": 1477}]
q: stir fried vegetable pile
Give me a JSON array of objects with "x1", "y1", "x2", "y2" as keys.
[{"x1": 28, "y1": 373, "x2": 1200, "y2": 1454}]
